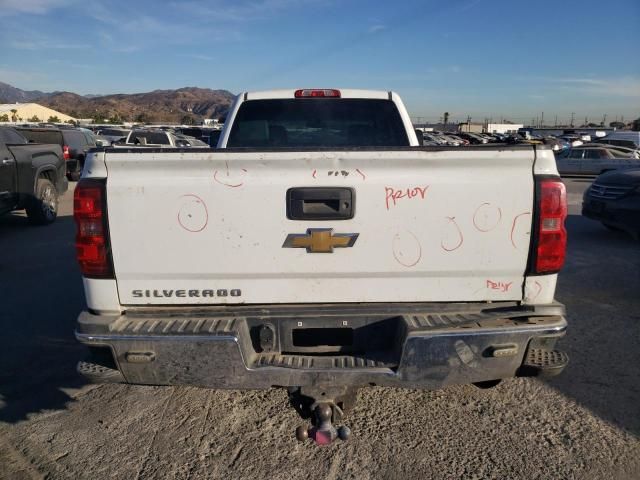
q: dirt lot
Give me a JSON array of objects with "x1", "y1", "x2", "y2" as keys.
[{"x1": 1, "y1": 179, "x2": 639, "y2": 480}]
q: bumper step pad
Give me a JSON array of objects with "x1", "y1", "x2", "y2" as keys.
[
  {"x1": 519, "y1": 348, "x2": 569, "y2": 377},
  {"x1": 254, "y1": 353, "x2": 394, "y2": 370},
  {"x1": 77, "y1": 360, "x2": 125, "y2": 384}
]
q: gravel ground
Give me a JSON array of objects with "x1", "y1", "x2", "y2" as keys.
[{"x1": 0, "y1": 179, "x2": 638, "y2": 480}]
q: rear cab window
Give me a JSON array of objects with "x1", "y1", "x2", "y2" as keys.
[
  {"x1": 227, "y1": 99, "x2": 409, "y2": 147},
  {"x1": 1, "y1": 128, "x2": 27, "y2": 144},
  {"x1": 62, "y1": 130, "x2": 87, "y2": 149},
  {"x1": 17, "y1": 129, "x2": 63, "y2": 146}
]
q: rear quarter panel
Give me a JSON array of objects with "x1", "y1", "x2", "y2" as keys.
[{"x1": 9, "y1": 144, "x2": 64, "y2": 201}]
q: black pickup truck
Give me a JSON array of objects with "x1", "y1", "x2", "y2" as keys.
[
  {"x1": 0, "y1": 126, "x2": 68, "y2": 225},
  {"x1": 17, "y1": 127, "x2": 98, "y2": 181}
]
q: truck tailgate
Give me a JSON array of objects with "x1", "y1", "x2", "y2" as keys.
[{"x1": 104, "y1": 147, "x2": 535, "y2": 305}]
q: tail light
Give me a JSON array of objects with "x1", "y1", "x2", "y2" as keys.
[
  {"x1": 294, "y1": 89, "x2": 341, "y2": 98},
  {"x1": 74, "y1": 179, "x2": 113, "y2": 278},
  {"x1": 533, "y1": 178, "x2": 567, "y2": 274},
  {"x1": 63, "y1": 145, "x2": 70, "y2": 160}
]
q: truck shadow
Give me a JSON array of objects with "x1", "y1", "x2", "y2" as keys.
[
  {"x1": 546, "y1": 214, "x2": 640, "y2": 436},
  {"x1": 0, "y1": 213, "x2": 88, "y2": 423}
]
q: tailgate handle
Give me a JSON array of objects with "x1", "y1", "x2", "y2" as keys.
[{"x1": 287, "y1": 187, "x2": 354, "y2": 220}]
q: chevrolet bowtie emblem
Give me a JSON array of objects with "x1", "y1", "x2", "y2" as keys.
[{"x1": 283, "y1": 229, "x2": 359, "y2": 253}]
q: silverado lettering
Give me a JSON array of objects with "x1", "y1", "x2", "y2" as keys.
[{"x1": 131, "y1": 289, "x2": 242, "y2": 298}]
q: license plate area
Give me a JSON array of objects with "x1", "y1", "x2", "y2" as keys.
[
  {"x1": 247, "y1": 316, "x2": 406, "y2": 356},
  {"x1": 292, "y1": 328, "x2": 354, "y2": 348}
]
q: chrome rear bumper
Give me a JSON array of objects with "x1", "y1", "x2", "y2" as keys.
[{"x1": 75, "y1": 302, "x2": 568, "y2": 389}]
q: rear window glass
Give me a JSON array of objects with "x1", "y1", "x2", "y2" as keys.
[
  {"x1": 81, "y1": 131, "x2": 97, "y2": 146},
  {"x1": 128, "y1": 131, "x2": 170, "y2": 145},
  {"x1": 227, "y1": 99, "x2": 409, "y2": 148},
  {"x1": 607, "y1": 148, "x2": 631, "y2": 157},
  {"x1": 62, "y1": 130, "x2": 87, "y2": 148},
  {"x1": 99, "y1": 128, "x2": 129, "y2": 136},
  {"x1": 18, "y1": 129, "x2": 63, "y2": 146},
  {"x1": 585, "y1": 149, "x2": 605, "y2": 159},
  {"x1": 1, "y1": 128, "x2": 27, "y2": 144},
  {"x1": 607, "y1": 139, "x2": 637, "y2": 148}
]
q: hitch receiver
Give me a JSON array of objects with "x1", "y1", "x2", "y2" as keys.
[{"x1": 290, "y1": 386, "x2": 357, "y2": 445}]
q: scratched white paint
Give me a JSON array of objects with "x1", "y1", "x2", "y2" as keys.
[
  {"x1": 83, "y1": 151, "x2": 107, "y2": 178},
  {"x1": 473, "y1": 203, "x2": 502, "y2": 232},
  {"x1": 392, "y1": 230, "x2": 422, "y2": 268},
  {"x1": 177, "y1": 195, "x2": 208, "y2": 233},
  {"x1": 533, "y1": 148, "x2": 560, "y2": 176},
  {"x1": 93, "y1": 148, "x2": 554, "y2": 305},
  {"x1": 440, "y1": 216, "x2": 464, "y2": 252},
  {"x1": 523, "y1": 275, "x2": 557, "y2": 304}
]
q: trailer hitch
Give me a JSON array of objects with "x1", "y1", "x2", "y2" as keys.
[{"x1": 290, "y1": 387, "x2": 356, "y2": 445}]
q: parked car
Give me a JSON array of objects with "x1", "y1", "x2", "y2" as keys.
[
  {"x1": 543, "y1": 137, "x2": 570, "y2": 151},
  {"x1": 117, "y1": 129, "x2": 211, "y2": 148},
  {"x1": 0, "y1": 126, "x2": 67, "y2": 224},
  {"x1": 489, "y1": 133, "x2": 508, "y2": 142},
  {"x1": 422, "y1": 133, "x2": 448, "y2": 145},
  {"x1": 176, "y1": 127, "x2": 222, "y2": 147},
  {"x1": 559, "y1": 135, "x2": 583, "y2": 147},
  {"x1": 123, "y1": 129, "x2": 178, "y2": 146},
  {"x1": 79, "y1": 127, "x2": 109, "y2": 147},
  {"x1": 174, "y1": 134, "x2": 209, "y2": 147},
  {"x1": 555, "y1": 146, "x2": 640, "y2": 175},
  {"x1": 578, "y1": 143, "x2": 640, "y2": 159},
  {"x1": 17, "y1": 126, "x2": 97, "y2": 181},
  {"x1": 476, "y1": 133, "x2": 497, "y2": 142},
  {"x1": 582, "y1": 168, "x2": 640, "y2": 239},
  {"x1": 96, "y1": 128, "x2": 131, "y2": 145},
  {"x1": 444, "y1": 134, "x2": 468, "y2": 145},
  {"x1": 456, "y1": 132, "x2": 488, "y2": 144},
  {"x1": 593, "y1": 131, "x2": 640, "y2": 149}
]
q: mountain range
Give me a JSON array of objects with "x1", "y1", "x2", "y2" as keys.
[
  {"x1": 0, "y1": 81, "x2": 55, "y2": 103},
  {"x1": 0, "y1": 82, "x2": 235, "y2": 123}
]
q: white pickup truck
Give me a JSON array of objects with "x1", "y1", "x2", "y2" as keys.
[{"x1": 74, "y1": 88, "x2": 569, "y2": 445}]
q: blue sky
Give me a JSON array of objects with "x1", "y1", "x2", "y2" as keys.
[{"x1": 1, "y1": 0, "x2": 639, "y2": 123}]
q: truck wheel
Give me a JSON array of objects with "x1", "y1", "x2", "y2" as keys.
[{"x1": 27, "y1": 178, "x2": 59, "y2": 225}]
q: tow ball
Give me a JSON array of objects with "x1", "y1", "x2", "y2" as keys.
[
  {"x1": 295, "y1": 403, "x2": 351, "y2": 445},
  {"x1": 290, "y1": 387, "x2": 356, "y2": 445}
]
